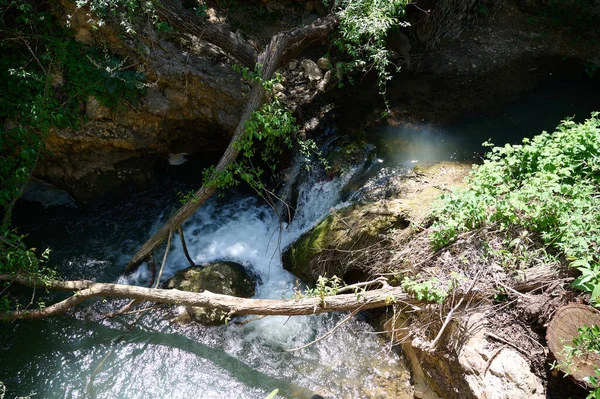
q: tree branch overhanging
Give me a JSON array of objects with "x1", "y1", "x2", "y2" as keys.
[{"x1": 124, "y1": 13, "x2": 338, "y2": 273}]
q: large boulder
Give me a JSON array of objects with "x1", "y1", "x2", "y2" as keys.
[
  {"x1": 283, "y1": 201, "x2": 410, "y2": 284},
  {"x1": 283, "y1": 162, "x2": 472, "y2": 284},
  {"x1": 166, "y1": 261, "x2": 257, "y2": 325}
]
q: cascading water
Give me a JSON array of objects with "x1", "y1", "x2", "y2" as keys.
[
  {"x1": 0, "y1": 153, "x2": 412, "y2": 399},
  {"x1": 3, "y1": 74, "x2": 599, "y2": 398}
]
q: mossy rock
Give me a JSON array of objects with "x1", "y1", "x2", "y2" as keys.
[
  {"x1": 166, "y1": 261, "x2": 257, "y2": 325},
  {"x1": 283, "y1": 202, "x2": 410, "y2": 284}
]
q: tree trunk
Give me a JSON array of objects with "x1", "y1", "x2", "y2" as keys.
[
  {"x1": 125, "y1": 13, "x2": 337, "y2": 273},
  {"x1": 0, "y1": 266, "x2": 557, "y2": 321}
]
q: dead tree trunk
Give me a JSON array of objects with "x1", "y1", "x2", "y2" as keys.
[
  {"x1": 125, "y1": 10, "x2": 337, "y2": 273},
  {"x1": 0, "y1": 266, "x2": 557, "y2": 321}
]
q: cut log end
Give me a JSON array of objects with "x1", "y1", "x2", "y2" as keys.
[{"x1": 546, "y1": 304, "x2": 600, "y2": 387}]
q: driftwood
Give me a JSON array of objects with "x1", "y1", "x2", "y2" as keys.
[
  {"x1": 0, "y1": 266, "x2": 559, "y2": 321},
  {"x1": 124, "y1": 11, "x2": 337, "y2": 273}
]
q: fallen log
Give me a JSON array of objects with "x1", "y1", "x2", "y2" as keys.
[{"x1": 0, "y1": 265, "x2": 561, "y2": 321}]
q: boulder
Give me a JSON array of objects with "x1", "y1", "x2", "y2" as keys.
[
  {"x1": 383, "y1": 312, "x2": 545, "y2": 399},
  {"x1": 166, "y1": 261, "x2": 257, "y2": 325}
]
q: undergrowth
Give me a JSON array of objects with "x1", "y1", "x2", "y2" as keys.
[{"x1": 430, "y1": 114, "x2": 600, "y2": 302}]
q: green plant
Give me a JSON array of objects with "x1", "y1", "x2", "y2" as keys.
[
  {"x1": 430, "y1": 114, "x2": 600, "y2": 300},
  {"x1": 303, "y1": 275, "x2": 343, "y2": 304},
  {"x1": 401, "y1": 277, "x2": 448, "y2": 304},
  {"x1": 334, "y1": 0, "x2": 409, "y2": 107},
  {"x1": 551, "y1": 324, "x2": 600, "y2": 399}
]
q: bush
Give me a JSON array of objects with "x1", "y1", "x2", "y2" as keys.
[{"x1": 429, "y1": 113, "x2": 600, "y2": 301}]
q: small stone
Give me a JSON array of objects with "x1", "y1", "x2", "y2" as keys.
[
  {"x1": 273, "y1": 82, "x2": 285, "y2": 93},
  {"x1": 317, "y1": 57, "x2": 330, "y2": 70},
  {"x1": 86, "y1": 96, "x2": 110, "y2": 120},
  {"x1": 288, "y1": 60, "x2": 298, "y2": 70},
  {"x1": 300, "y1": 59, "x2": 323, "y2": 82}
]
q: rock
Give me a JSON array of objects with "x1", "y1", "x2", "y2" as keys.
[
  {"x1": 144, "y1": 88, "x2": 170, "y2": 116},
  {"x1": 300, "y1": 59, "x2": 323, "y2": 82},
  {"x1": 166, "y1": 262, "x2": 258, "y2": 325},
  {"x1": 317, "y1": 57, "x2": 330, "y2": 70},
  {"x1": 85, "y1": 96, "x2": 110, "y2": 120},
  {"x1": 22, "y1": 177, "x2": 77, "y2": 208},
  {"x1": 288, "y1": 60, "x2": 298, "y2": 70},
  {"x1": 384, "y1": 312, "x2": 545, "y2": 399},
  {"x1": 273, "y1": 82, "x2": 285, "y2": 93},
  {"x1": 283, "y1": 201, "x2": 409, "y2": 284},
  {"x1": 317, "y1": 70, "x2": 333, "y2": 92}
]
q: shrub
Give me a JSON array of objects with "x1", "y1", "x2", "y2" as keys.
[{"x1": 430, "y1": 114, "x2": 600, "y2": 302}]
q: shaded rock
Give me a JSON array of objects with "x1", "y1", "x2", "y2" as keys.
[
  {"x1": 22, "y1": 177, "x2": 77, "y2": 208},
  {"x1": 85, "y1": 96, "x2": 110, "y2": 120},
  {"x1": 166, "y1": 262, "x2": 257, "y2": 325},
  {"x1": 317, "y1": 57, "x2": 330, "y2": 70},
  {"x1": 317, "y1": 70, "x2": 334, "y2": 92},
  {"x1": 300, "y1": 59, "x2": 323, "y2": 82},
  {"x1": 288, "y1": 60, "x2": 298, "y2": 70}
]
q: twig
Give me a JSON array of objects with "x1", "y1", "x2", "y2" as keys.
[
  {"x1": 285, "y1": 305, "x2": 365, "y2": 352},
  {"x1": 484, "y1": 332, "x2": 530, "y2": 357},
  {"x1": 178, "y1": 227, "x2": 195, "y2": 268},
  {"x1": 483, "y1": 345, "x2": 506, "y2": 376},
  {"x1": 336, "y1": 277, "x2": 389, "y2": 294},
  {"x1": 330, "y1": 207, "x2": 352, "y2": 230},
  {"x1": 104, "y1": 299, "x2": 141, "y2": 319},
  {"x1": 153, "y1": 231, "x2": 173, "y2": 288},
  {"x1": 496, "y1": 281, "x2": 531, "y2": 299},
  {"x1": 429, "y1": 272, "x2": 480, "y2": 350}
]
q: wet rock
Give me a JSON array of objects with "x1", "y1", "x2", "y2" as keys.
[
  {"x1": 300, "y1": 59, "x2": 323, "y2": 83},
  {"x1": 283, "y1": 201, "x2": 409, "y2": 284},
  {"x1": 166, "y1": 262, "x2": 257, "y2": 325}
]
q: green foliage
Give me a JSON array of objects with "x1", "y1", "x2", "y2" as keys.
[
  {"x1": 72, "y1": 0, "x2": 159, "y2": 34},
  {"x1": 190, "y1": 64, "x2": 326, "y2": 203},
  {"x1": 0, "y1": 0, "x2": 146, "y2": 226},
  {"x1": 334, "y1": 0, "x2": 409, "y2": 105},
  {"x1": 552, "y1": 324, "x2": 600, "y2": 399},
  {"x1": 401, "y1": 273, "x2": 464, "y2": 303},
  {"x1": 301, "y1": 275, "x2": 343, "y2": 304},
  {"x1": 0, "y1": 0, "x2": 146, "y2": 315},
  {"x1": 429, "y1": 114, "x2": 600, "y2": 300}
]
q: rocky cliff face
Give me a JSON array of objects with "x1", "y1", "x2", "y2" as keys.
[
  {"x1": 35, "y1": 0, "x2": 600, "y2": 206},
  {"x1": 36, "y1": 0, "x2": 248, "y2": 205}
]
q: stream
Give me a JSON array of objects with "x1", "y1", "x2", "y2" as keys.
[{"x1": 1, "y1": 73, "x2": 599, "y2": 398}]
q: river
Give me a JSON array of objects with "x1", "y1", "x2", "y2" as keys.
[{"x1": 1, "y1": 72, "x2": 599, "y2": 398}]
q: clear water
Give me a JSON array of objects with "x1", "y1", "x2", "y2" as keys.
[
  {"x1": 2, "y1": 74, "x2": 599, "y2": 399},
  {"x1": 1, "y1": 163, "x2": 410, "y2": 399}
]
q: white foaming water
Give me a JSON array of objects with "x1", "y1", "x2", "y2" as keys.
[
  {"x1": 117, "y1": 161, "x2": 410, "y2": 398},
  {"x1": 129, "y1": 164, "x2": 359, "y2": 302}
]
